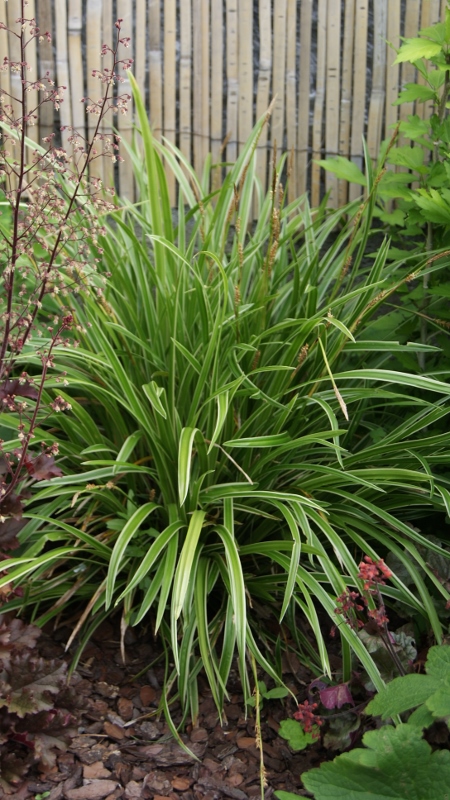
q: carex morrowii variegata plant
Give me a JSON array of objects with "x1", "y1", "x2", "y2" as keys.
[
  {"x1": 0, "y1": 4, "x2": 132, "y2": 553},
  {"x1": 2, "y1": 73, "x2": 450, "y2": 732}
]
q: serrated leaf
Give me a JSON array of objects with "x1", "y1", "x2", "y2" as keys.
[
  {"x1": 303, "y1": 724, "x2": 450, "y2": 800},
  {"x1": 317, "y1": 157, "x2": 366, "y2": 186},
  {"x1": 394, "y1": 38, "x2": 442, "y2": 64},
  {"x1": 278, "y1": 718, "x2": 317, "y2": 750},
  {"x1": 394, "y1": 84, "x2": 437, "y2": 104},
  {"x1": 388, "y1": 145, "x2": 424, "y2": 171},
  {"x1": 367, "y1": 645, "x2": 450, "y2": 719}
]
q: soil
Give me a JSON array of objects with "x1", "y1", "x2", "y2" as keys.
[{"x1": 13, "y1": 620, "x2": 331, "y2": 800}]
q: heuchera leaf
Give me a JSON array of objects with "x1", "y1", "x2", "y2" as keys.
[
  {"x1": 25, "y1": 453, "x2": 63, "y2": 481},
  {"x1": 319, "y1": 683, "x2": 354, "y2": 710},
  {"x1": 302, "y1": 724, "x2": 450, "y2": 800},
  {"x1": 0, "y1": 379, "x2": 39, "y2": 402},
  {"x1": 0, "y1": 653, "x2": 67, "y2": 717}
]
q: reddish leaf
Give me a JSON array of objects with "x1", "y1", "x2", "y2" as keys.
[
  {"x1": 25, "y1": 453, "x2": 63, "y2": 481},
  {"x1": 0, "y1": 517, "x2": 26, "y2": 550},
  {"x1": 0, "y1": 616, "x2": 41, "y2": 670},
  {"x1": 0, "y1": 493, "x2": 24, "y2": 519},
  {"x1": 0, "y1": 380, "x2": 38, "y2": 402},
  {"x1": 319, "y1": 682, "x2": 354, "y2": 710}
]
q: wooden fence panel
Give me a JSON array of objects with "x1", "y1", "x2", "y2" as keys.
[{"x1": 0, "y1": 0, "x2": 446, "y2": 206}]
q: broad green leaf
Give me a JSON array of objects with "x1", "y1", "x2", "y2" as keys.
[
  {"x1": 303, "y1": 725, "x2": 450, "y2": 800},
  {"x1": 394, "y1": 38, "x2": 442, "y2": 64},
  {"x1": 394, "y1": 84, "x2": 437, "y2": 104},
  {"x1": 278, "y1": 719, "x2": 317, "y2": 750},
  {"x1": 317, "y1": 157, "x2": 366, "y2": 186}
]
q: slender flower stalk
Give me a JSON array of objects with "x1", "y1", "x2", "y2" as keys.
[{"x1": 0, "y1": 2, "x2": 132, "y2": 540}]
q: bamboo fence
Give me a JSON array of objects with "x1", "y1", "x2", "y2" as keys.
[{"x1": 0, "y1": 0, "x2": 448, "y2": 207}]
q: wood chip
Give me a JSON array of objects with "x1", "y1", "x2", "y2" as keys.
[
  {"x1": 236, "y1": 737, "x2": 256, "y2": 749},
  {"x1": 140, "y1": 684, "x2": 156, "y2": 705},
  {"x1": 84, "y1": 762, "x2": 112, "y2": 780},
  {"x1": 171, "y1": 777, "x2": 193, "y2": 791},
  {"x1": 103, "y1": 721, "x2": 126, "y2": 740},
  {"x1": 117, "y1": 696, "x2": 134, "y2": 721},
  {"x1": 190, "y1": 727, "x2": 208, "y2": 743},
  {"x1": 65, "y1": 781, "x2": 118, "y2": 800}
]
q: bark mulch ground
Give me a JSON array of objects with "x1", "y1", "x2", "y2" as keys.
[{"x1": 15, "y1": 621, "x2": 332, "y2": 800}]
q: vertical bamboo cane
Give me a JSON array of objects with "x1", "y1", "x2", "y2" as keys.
[
  {"x1": 193, "y1": 0, "x2": 210, "y2": 178},
  {"x1": 226, "y1": 0, "x2": 238, "y2": 166},
  {"x1": 385, "y1": 0, "x2": 400, "y2": 137},
  {"x1": 255, "y1": 0, "x2": 272, "y2": 200},
  {"x1": 297, "y1": 0, "x2": 312, "y2": 197},
  {"x1": 367, "y1": 0, "x2": 386, "y2": 161},
  {"x1": 149, "y1": 0, "x2": 162, "y2": 140},
  {"x1": 338, "y1": 0, "x2": 355, "y2": 206},
  {"x1": 210, "y1": 0, "x2": 223, "y2": 192},
  {"x1": 285, "y1": 0, "x2": 296, "y2": 203},
  {"x1": 24, "y1": 0, "x2": 38, "y2": 145},
  {"x1": 164, "y1": 0, "x2": 176, "y2": 204},
  {"x1": 417, "y1": 0, "x2": 441, "y2": 123},
  {"x1": 7, "y1": 0, "x2": 23, "y2": 126},
  {"x1": 179, "y1": 0, "x2": 192, "y2": 165},
  {"x1": 53, "y1": 0, "x2": 71, "y2": 153},
  {"x1": 399, "y1": 0, "x2": 420, "y2": 136},
  {"x1": 238, "y1": 0, "x2": 252, "y2": 155},
  {"x1": 101, "y1": 0, "x2": 114, "y2": 189},
  {"x1": 135, "y1": 0, "x2": 146, "y2": 92},
  {"x1": 349, "y1": 0, "x2": 368, "y2": 201},
  {"x1": 68, "y1": 0, "x2": 85, "y2": 145},
  {"x1": 117, "y1": 0, "x2": 134, "y2": 200},
  {"x1": 271, "y1": 0, "x2": 287, "y2": 168},
  {"x1": 324, "y1": 0, "x2": 341, "y2": 206},
  {"x1": 311, "y1": 0, "x2": 326, "y2": 207},
  {"x1": 86, "y1": 0, "x2": 103, "y2": 183},
  {"x1": 36, "y1": 0, "x2": 54, "y2": 144}
]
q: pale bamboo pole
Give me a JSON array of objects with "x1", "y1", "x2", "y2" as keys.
[
  {"x1": 164, "y1": 0, "x2": 176, "y2": 205},
  {"x1": 193, "y1": 0, "x2": 210, "y2": 178},
  {"x1": 7, "y1": 0, "x2": 23, "y2": 125},
  {"x1": 271, "y1": 0, "x2": 287, "y2": 169},
  {"x1": 117, "y1": 0, "x2": 134, "y2": 200},
  {"x1": 149, "y1": 0, "x2": 162, "y2": 140},
  {"x1": 285, "y1": 0, "x2": 297, "y2": 203},
  {"x1": 226, "y1": 0, "x2": 238, "y2": 166},
  {"x1": 210, "y1": 0, "x2": 223, "y2": 192},
  {"x1": 36, "y1": 0, "x2": 54, "y2": 144},
  {"x1": 135, "y1": 0, "x2": 146, "y2": 92},
  {"x1": 0, "y1": 0, "x2": 12, "y2": 186},
  {"x1": 297, "y1": 0, "x2": 312, "y2": 197},
  {"x1": 179, "y1": 0, "x2": 192, "y2": 165},
  {"x1": 338, "y1": 0, "x2": 355, "y2": 206},
  {"x1": 399, "y1": 0, "x2": 420, "y2": 138},
  {"x1": 53, "y1": 0, "x2": 71, "y2": 153},
  {"x1": 68, "y1": 0, "x2": 85, "y2": 142},
  {"x1": 349, "y1": 0, "x2": 368, "y2": 202},
  {"x1": 311, "y1": 0, "x2": 326, "y2": 207},
  {"x1": 417, "y1": 0, "x2": 441, "y2": 123},
  {"x1": 101, "y1": 0, "x2": 114, "y2": 189},
  {"x1": 385, "y1": 0, "x2": 400, "y2": 137},
  {"x1": 238, "y1": 0, "x2": 253, "y2": 155},
  {"x1": 324, "y1": 0, "x2": 341, "y2": 206},
  {"x1": 86, "y1": 0, "x2": 103, "y2": 183},
  {"x1": 25, "y1": 0, "x2": 38, "y2": 145},
  {"x1": 255, "y1": 0, "x2": 272, "y2": 199},
  {"x1": 367, "y1": 0, "x2": 387, "y2": 162}
]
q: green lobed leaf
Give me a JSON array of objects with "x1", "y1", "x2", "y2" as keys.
[{"x1": 302, "y1": 724, "x2": 450, "y2": 800}]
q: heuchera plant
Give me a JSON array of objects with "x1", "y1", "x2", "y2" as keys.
[{"x1": 0, "y1": 2, "x2": 132, "y2": 551}]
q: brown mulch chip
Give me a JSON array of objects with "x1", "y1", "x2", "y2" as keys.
[{"x1": 15, "y1": 621, "x2": 328, "y2": 799}]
